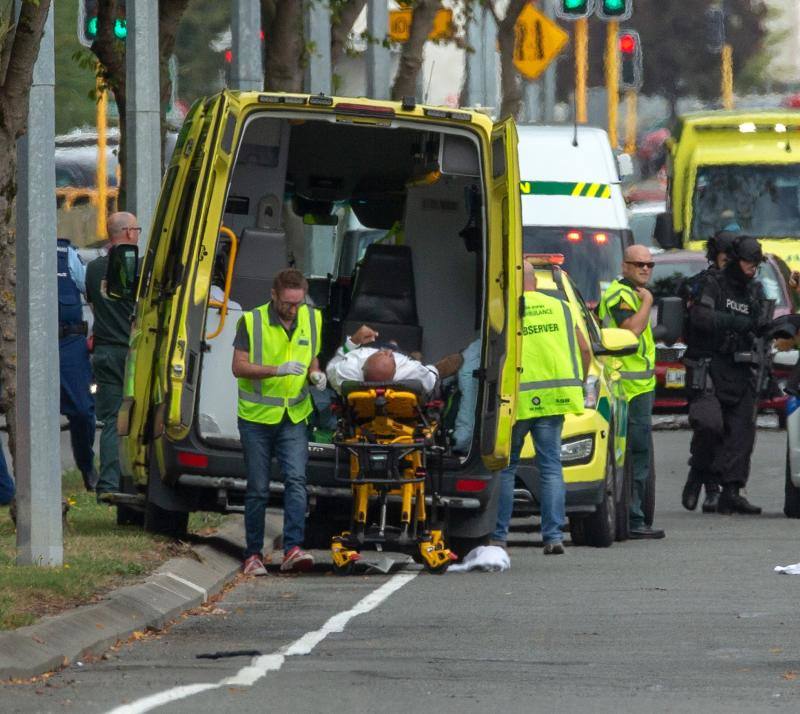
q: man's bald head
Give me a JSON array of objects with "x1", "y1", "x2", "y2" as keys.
[
  {"x1": 622, "y1": 244, "x2": 654, "y2": 287},
  {"x1": 108, "y1": 212, "x2": 140, "y2": 246},
  {"x1": 363, "y1": 350, "x2": 396, "y2": 383}
]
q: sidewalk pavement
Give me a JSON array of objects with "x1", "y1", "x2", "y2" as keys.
[{"x1": 0, "y1": 513, "x2": 282, "y2": 681}]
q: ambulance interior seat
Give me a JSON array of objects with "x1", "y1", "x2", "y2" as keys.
[
  {"x1": 229, "y1": 227, "x2": 288, "y2": 310},
  {"x1": 342, "y1": 243, "x2": 422, "y2": 354}
]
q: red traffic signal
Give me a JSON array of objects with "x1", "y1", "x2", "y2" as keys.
[{"x1": 619, "y1": 33, "x2": 636, "y2": 55}]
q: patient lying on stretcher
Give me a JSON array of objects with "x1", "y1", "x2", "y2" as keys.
[{"x1": 325, "y1": 324, "x2": 440, "y2": 395}]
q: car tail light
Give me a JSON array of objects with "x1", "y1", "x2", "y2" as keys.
[
  {"x1": 177, "y1": 451, "x2": 209, "y2": 468},
  {"x1": 566, "y1": 230, "x2": 582, "y2": 242},
  {"x1": 594, "y1": 232, "x2": 608, "y2": 244},
  {"x1": 456, "y1": 479, "x2": 487, "y2": 492}
]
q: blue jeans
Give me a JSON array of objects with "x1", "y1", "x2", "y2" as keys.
[
  {"x1": 628, "y1": 390, "x2": 654, "y2": 529},
  {"x1": 60, "y1": 336, "x2": 96, "y2": 480},
  {"x1": 239, "y1": 417, "x2": 309, "y2": 557},
  {"x1": 493, "y1": 415, "x2": 565, "y2": 545}
]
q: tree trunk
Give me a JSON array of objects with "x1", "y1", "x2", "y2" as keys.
[
  {"x1": 0, "y1": 150, "x2": 18, "y2": 470},
  {"x1": 159, "y1": 0, "x2": 191, "y2": 166},
  {"x1": 0, "y1": 0, "x2": 52, "y2": 471},
  {"x1": 497, "y1": 0, "x2": 527, "y2": 120},
  {"x1": 331, "y1": 0, "x2": 366, "y2": 70},
  {"x1": 264, "y1": 0, "x2": 304, "y2": 92},
  {"x1": 391, "y1": 0, "x2": 441, "y2": 101}
]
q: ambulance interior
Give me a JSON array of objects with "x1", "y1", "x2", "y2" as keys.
[{"x1": 198, "y1": 113, "x2": 487, "y2": 456}]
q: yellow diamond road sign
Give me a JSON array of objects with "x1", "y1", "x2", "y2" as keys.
[{"x1": 514, "y1": 4, "x2": 569, "y2": 81}]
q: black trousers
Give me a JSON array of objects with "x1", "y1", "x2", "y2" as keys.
[{"x1": 688, "y1": 387, "x2": 756, "y2": 489}]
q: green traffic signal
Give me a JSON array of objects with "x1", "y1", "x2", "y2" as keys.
[
  {"x1": 557, "y1": 0, "x2": 593, "y2": 19},
  {"x1": 598, "y1": 0, "x2": 632, "y2": 20},
  {"x1": 84, "y1": 15, "x2": 126, "y2": 41}
]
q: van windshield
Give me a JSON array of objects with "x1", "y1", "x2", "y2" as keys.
[
  {"x1": 691, "y1": 164, "x2": 800, "y2": 240},
  {"x1": 522, "y1": 226, "x2": 625, "y2": 307}
]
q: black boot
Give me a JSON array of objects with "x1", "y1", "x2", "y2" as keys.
[
  {"x1": 681, "y1": 479, "x2": 702, "y2": 511},
  {"x1": 701, "y1": 486, "x2": 720, "y2": 513},
  {"x1": 717, "y1": 485, "x2": 762, "y2": 515}
]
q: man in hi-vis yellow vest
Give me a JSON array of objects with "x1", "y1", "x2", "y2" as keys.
[
  {"x1": 492, "y1": 263, "x2": 591, "y2": 555},
  {"x1": 232, "y1": 269, "x2": 325, "y2": 576},
  {"x1": 598, "y1": 245, "x2": 665, "y2": 540}
]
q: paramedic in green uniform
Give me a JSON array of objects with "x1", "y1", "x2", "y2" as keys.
[
  {"x1": 232, "y1": 269, "x2": 327, "y2": 576},
  {"x1": 492, "y1": 262, "x2": 591, "y2": 555},
  {"x1": 598, "y1": 244, "x2": 665, "y2": 540},
  {"x1": 86, "y1": 212, "x2": 140, "y2": 500}
]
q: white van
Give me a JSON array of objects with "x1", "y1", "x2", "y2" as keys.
[{"x1": 517, "y1": 125, "x2": 633, "y2": 307}]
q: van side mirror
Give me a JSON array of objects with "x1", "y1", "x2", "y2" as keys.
[
  {"x1": 654, "y1": 212, "x2": 680, "y2": 250},
  {"x1": 594, "y1": 328, "x2": 639, "y2": 356},
  {"x1": 105, "y1": 244, "x2": 139, "y2": 301},
  {"x1": 654, "y1": 296, "x2": 684, "y2": 346}
]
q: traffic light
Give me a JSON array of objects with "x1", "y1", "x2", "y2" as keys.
[
  {"x1": 618, "y1": 30, "x2": 643, "y2": 90},
  {"x1": 597, "y1": 0, "x2": 633, "y2": 22},
  {"x1": 77, "y1": 0, "x2": 127, "y2": 48},
  {"x1": 555, "y1": 0, "x2": 595, "y2": 21}
]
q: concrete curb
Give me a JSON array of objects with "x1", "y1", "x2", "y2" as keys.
[{"x1": 0, "y1": 514, "x2": 282, "y2": 681}]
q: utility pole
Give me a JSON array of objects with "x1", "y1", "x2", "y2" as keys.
[
  {"x1": 605, "y1": 20, "x2": 619, "y2": 148},
  {"x1": 305, "y1": 1, "x2": 331, "y2": 94},
  {"x1": 574, "y1": 17, "x2": 588, "y2": 123},
  {"x1": 481, "y1": 9, "x2": 499, "y2": 112},
  {"x1": 366, "y1": 0, "x2": 390, "y2": 99},
  {"x1": 15, "y1": 0, "x2": 62, "y2": 567},
  {"x1": 231, "y1": 0, "x2": 263, "y2": 91},
  {"x1": 542, "y1": 0, "x2": 558, "y2": 123},
  {"x1": 96, "y1": 73, "x2": 108, "y2": 240},
  {"x1": 126, "y1": 0, "x2": 161, "y2": 247},
  {"x1": 464, "y1": 6, "x2": 486, "y2": 107}
]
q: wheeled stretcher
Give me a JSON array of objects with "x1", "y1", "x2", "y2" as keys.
[{"x1": 330, "y1": 381, "x2": 456, "y2": 574}]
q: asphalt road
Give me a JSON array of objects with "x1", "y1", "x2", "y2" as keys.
[{"x1": 6, "y1": 427, "x2": 800, "y2": 713}]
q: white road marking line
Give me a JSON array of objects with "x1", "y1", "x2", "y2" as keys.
[
  {"x1": 162, "y1": 573, "x2": 208, "y2": 601},
  {"x1": 106, "y1": 571, "x2": 418, "y2": 714}
]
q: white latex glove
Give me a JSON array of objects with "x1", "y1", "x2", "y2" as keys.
[
  {"x1": 276, "y1": 361, "x2": 306, "y2": 376},
  {"x1": 309, "y1": 370, "x2": 327, "y2": 391}
]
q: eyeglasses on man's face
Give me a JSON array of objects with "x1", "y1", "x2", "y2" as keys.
[
  {"x1": 625, "y1": 260, "x2": 654, "y2": 270},
  {"x1": 125, "y1": 226, "x2": 143, "y2": 235}
]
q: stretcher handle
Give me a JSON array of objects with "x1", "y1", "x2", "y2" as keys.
[{"x1": 206, "y1": 225, "x2": 239, "y2": 340}]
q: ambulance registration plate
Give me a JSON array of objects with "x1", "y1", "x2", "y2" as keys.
[{"x1": 665, "y1": 368, "x2": 686, "y2": 389}]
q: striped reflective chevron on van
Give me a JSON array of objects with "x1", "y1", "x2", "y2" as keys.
[{"x1": 519, "y1": 180, "x2": 612, "y2": 199}]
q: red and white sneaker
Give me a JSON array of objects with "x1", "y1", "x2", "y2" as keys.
[
  {"x1": 242, "y1": 554, "x2": 268, "y2": 576},
  {"x1": 280, "y1": 546, "x2": 314, "y2": 573}
]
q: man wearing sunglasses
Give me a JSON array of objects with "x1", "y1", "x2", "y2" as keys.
[{"x1": 599, "y1": 245, "x2": 665, "y2": 540}]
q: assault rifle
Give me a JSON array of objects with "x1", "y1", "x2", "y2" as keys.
[{"x1": 733, "y1": 299, "x2": 776, "y2": 421}]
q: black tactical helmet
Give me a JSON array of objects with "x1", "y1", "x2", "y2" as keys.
[
  {"x1": 730, "y1": 235, "x2": 764, "y2": 263},
  {"x1": 706, "y1": 230, "x2": 738, "y2": 262}
]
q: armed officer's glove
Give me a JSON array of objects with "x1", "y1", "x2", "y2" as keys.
[
  {"x1": 309, "y1": 370, "x2": 327, "y2": 391},
  {"x1": 276, "y1": 361, "x2": 306, "y2": 376}
]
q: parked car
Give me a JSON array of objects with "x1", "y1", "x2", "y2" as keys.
[{"x1": 650, "y1": 250, "x2": 797, "y2": 423}]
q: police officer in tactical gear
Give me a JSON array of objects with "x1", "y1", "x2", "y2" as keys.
[
  {"x1": 681, "y1": 230, "x2": 737, "y2": 512},
  {"x1": 683, "y1": 235, "x2": 768, "y2": 515},
  {"x1": 58, "y1": 238, "x2": 98, "y2": 492}
]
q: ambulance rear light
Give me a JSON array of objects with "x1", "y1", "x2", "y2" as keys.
[
  {"x1": 258, "y1": 94, "x2": 307, "y2": 105},
  {"x1": 525, "y1": 253, "x2": 565, "y2": 266},
  {"x1": 455, "y1": 479, "x2": 487, "y2": 493},
  {"x1": 594, "y1": 232, "x2": 609, "y2": 244},
  {"x1": 566, "y1": 230, "x2": 582, "y2": 243},
  {"x1": 177, "y1": 451, "x2": 209, "y2": 469}
]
